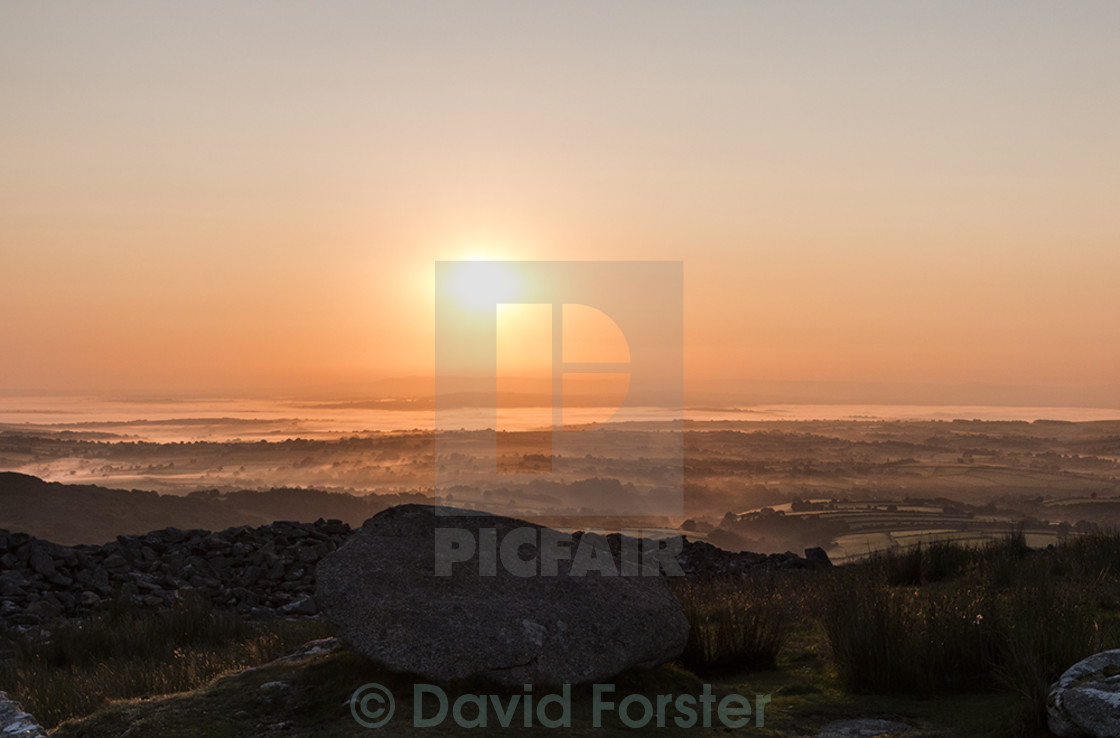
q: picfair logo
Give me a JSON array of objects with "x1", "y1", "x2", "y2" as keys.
[{"x1": 434, "y1": 261, "x2": 683, "y2": 517}]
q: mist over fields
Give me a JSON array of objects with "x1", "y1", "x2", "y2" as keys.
[{"x1": 4, "y1": 410, "x2": 1119, "y2": 561}]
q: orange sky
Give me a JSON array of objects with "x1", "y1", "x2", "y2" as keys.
[{"x1": 2, "y1": 2, "x2": 1118, "y2": 401}]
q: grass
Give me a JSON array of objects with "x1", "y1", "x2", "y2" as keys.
[
  {"x1": 0, "y1": 591, "x2": 333, "y2": 729},
  {"x1": 47, "y1": 649, "x2": 743, "y2": 737},
  {"x1": 823, "y1": 531, "x2": 1120, "y2": 733},
  {"x1": 672, "y1": 572, "x2": 795, "y2": 674},
  {"x1": 883, "y1": 537, "x2": 977, "y2": 585},
  {"x1": 9, "y1": 532, "x2": 1120, "y2": 736},
  {"x1": 45, "y1": 616, "x2": 1021, "y2": 738}
]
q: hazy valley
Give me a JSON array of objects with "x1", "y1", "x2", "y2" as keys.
[{"x1": 4, "y1": 416, "x2": 1120, "y2": 560}]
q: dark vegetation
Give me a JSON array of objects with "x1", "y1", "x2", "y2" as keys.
[
  {"x1": 673, "y1": 573, "x2": 795, "y2": 674},
  {"x1": 0, "y1": 592, "x2": 332, "y2": 728},
  {"x1": 642, "y1": 532, "x2": 1120, "y2": 734},
  {"x1": 3, "y1": 533, "x2": 1120, "y2": 735},
  {"x1": 823, "y1": 532, "x2": 1120, "y2": 730}
]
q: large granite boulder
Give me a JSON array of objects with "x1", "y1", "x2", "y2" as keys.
[
  {"x1": 315, "y1": 504, "x2": 689, "y2": 685},
  {"x1": 1048, "y1": 649, "x2": 1120, "y2": 737}
]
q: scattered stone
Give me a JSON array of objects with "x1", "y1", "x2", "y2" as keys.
[
  {"x1": 1048, "y1": 649, "x2": 1120, "y2": 737},
  {"x1": 278, "y1": 594, "x2": 317, "y2": 616},
  {"x1": 266, "y1": 637, "x2": 342, "y2": 665},
  {"x1": 0, "y1": 511, "x2": 831, "y2": 634},
  {"x1": 258, "y1": 681, "x2": 292, "y2": 693},
  {"x1": 0, "y1": 520, "x2": 352, "y2": 631},
  {"x1": 316, "y1": 504, "x2": 690, "y2": 686}
]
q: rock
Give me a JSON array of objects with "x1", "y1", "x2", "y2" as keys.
[
  {"x1": 804, "y1": 547, "x2": 834, "y2": 569},
  {"x1": 815, "y1": 718, "x2": 910, "y2": 737},
  {"x1": 322, "y1": 519, "x2": 348, "y2": 535},
  {"x1": 673, "y1": 539, "x2": 765, "y2": 578},
  {"x1": 1048, "y1": 649, "x2": 1120, "y2": 737},
  {"x1": 278, "y1": 594, "x2": 317, "y2": 616},
  {"x1": 27, "y1": 547, "x2": 55, "y2": 578},
  {"x1": 256, "y1": 681, "x2": 295, "y2": 706},
  {"x1": 0, "y1": 691, "x2": 48, "y2": 737},
  {"x1": 91, "y1": 566, "x2": 111, "y2": 595},
  {"x1": 161, "y1": 527, "x2": 188, "y2": 545},
  {"x1": 266, "y1": 637, "x2": 341, "y2": 665},
  {"x1": 24, "y1": 599, "x2": 61, "y2": 621},
  {"x1": 102, "y1": 553, "x2": 129, "y2": 572},
  {"x1": 315, "y1": 504, "x2": 689, "y2": 686},
  {"x1": 0, "y1": 572, "x2": 26, "y2": 598}
]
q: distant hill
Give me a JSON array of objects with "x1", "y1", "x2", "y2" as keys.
[{"x1": 0, "y1": 472, "x2": 429, "y2": 545}]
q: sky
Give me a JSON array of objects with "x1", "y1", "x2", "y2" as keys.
[{"x1": 2, "y1": 1, "x2": 1119, "y2": 403}]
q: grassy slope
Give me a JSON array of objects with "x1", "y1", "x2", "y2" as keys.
[
  {"x1": 31, "y1": 532, "x2": 1120, "y2": 736},
  {"x1": 50, "y1": 622, "x2": 1020, "y2": 738}
]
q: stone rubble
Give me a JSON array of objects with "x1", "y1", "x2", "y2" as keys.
[
  {"x1": 0, "y1": 519, "x2": 351, "y2": 631},
  {"x1": 0, "y1": 516, "x2": 828, "y2": 633}
]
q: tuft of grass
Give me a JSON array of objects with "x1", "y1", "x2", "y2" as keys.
[
  {"x1": 673, "y1": 573, "x2": 795, "y2": 675},
  {"x1": 885, "y1": 538, "x2": 978, "y2": 586},
  {"x1": 0, "y1": 593, "x2": 333, "y2": 729},
  {"x1": 824, "y1": 571, "x2": 995, "y2": 694},
  {"x1": 11, "y1": 590, "x2": 249, "y2": 668},
  {"x1": 989, "y1": 579, "x2": 1105, "y2": 732}
]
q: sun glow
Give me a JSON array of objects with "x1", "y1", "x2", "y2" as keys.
[{"x1": 442, "y1": 260, "x2": 524, "y2": 313}]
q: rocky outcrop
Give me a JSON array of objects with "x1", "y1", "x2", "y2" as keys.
[
  {"x1": 674, "y1": 539, "x2": 830, "y2": 577},
  {"x1": 316, "y1": 504, "x2": 691, "y2": 685},
  {"x1": 1048, "y1": 649, "x2": 1120, "y2": 737},
  {"x1": 0, "y1": 519, "x2": 351, "y2": 630},
  {"x1": 1, "y1": 510, "x2": 827, "y2": 634}
]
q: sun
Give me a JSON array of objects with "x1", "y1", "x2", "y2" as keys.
[{"x1": 442, "y1": 260, "x2": 524, "y2": 313}]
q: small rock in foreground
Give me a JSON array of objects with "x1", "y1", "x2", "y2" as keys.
[
  {"x1": 1048, "y1": 649, "x2": 1120, "y2": 737},
  {"x1": 0, "y1": 691, "x2": 48, "y2": 737}
]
